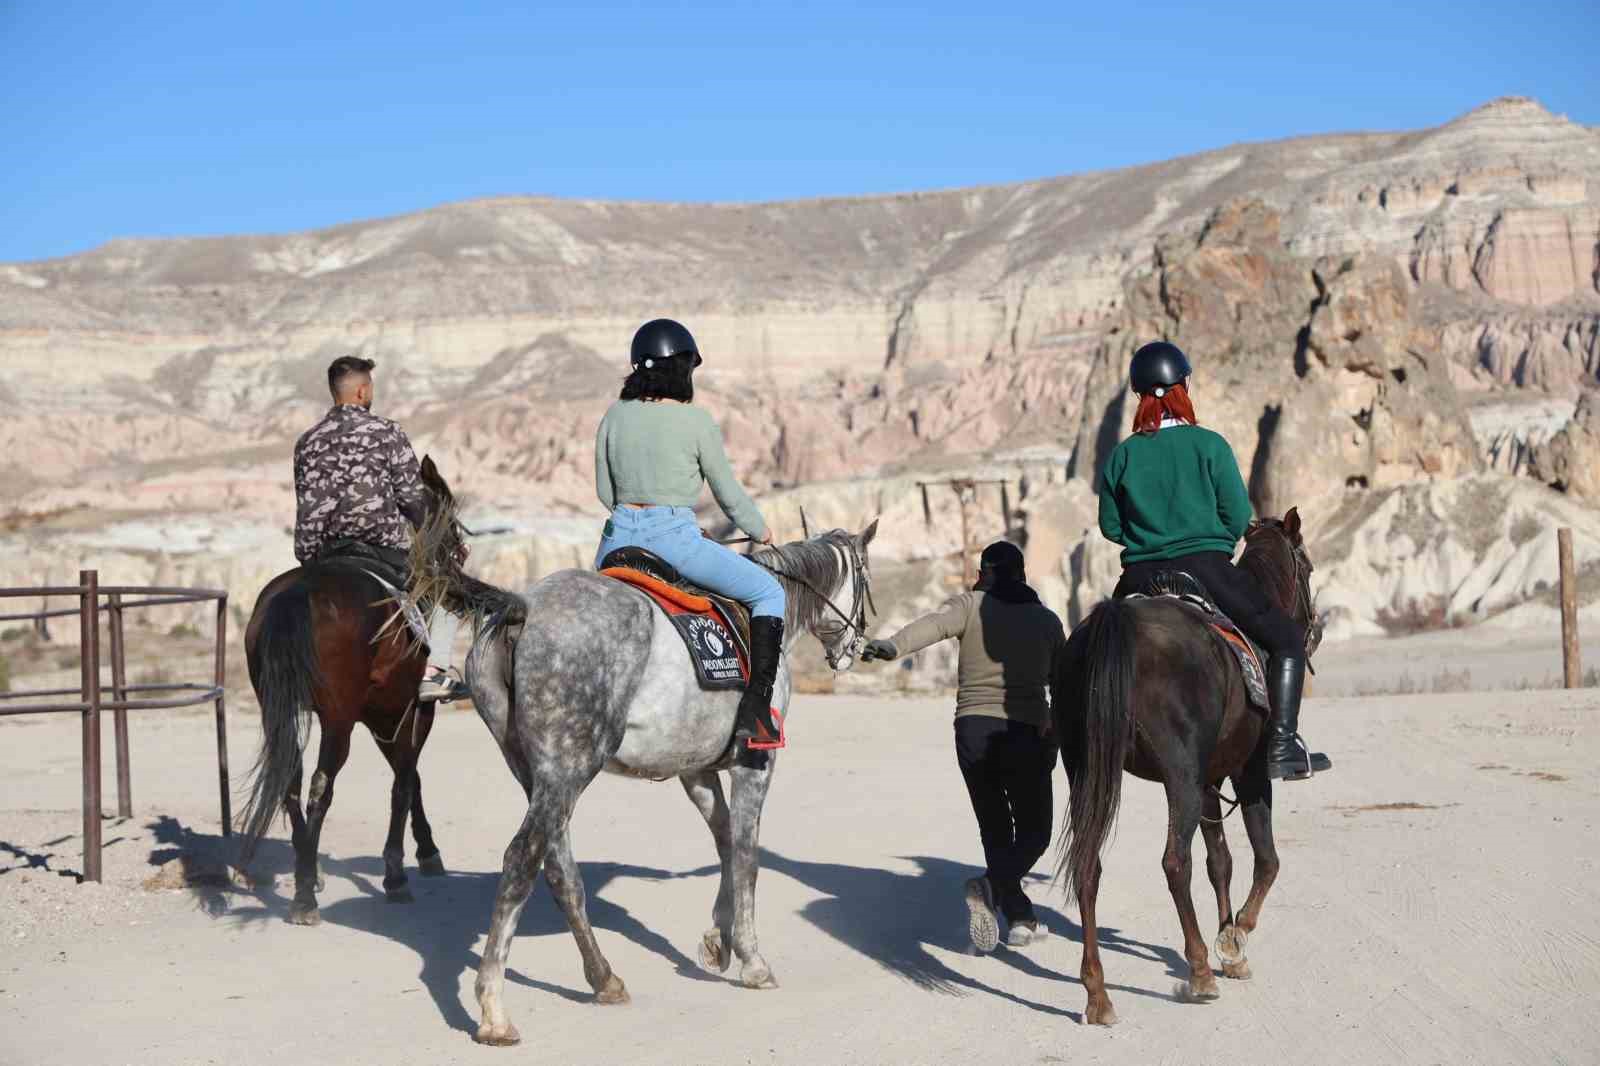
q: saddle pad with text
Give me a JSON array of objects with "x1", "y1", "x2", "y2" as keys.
[{"x1": 600, "y1": 568, "x2": 749, "y2": 691}]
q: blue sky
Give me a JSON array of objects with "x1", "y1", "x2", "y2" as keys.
[{"x1": 2, "y1": 0, "x2": 1595, "y2": 263}]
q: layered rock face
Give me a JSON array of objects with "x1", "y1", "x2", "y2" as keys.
[{"x1": 2, "y1": 97, "x2": 1598, "y2": 671}]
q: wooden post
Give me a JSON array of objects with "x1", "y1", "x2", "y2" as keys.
[
  {"x1": 956, "y1": 481, "x2": 975, "y2": 588},
  {"x1": 79, "y1": 570, "x2": 102, "y2": 883},
  {"x1": 215, "y1": 597, "x2": 232, "y2": 836},
  {"x1": 109, "y1": 593, "x2": 132, "y2": 818},
  {"x1": 1559, "y1": 528, "x2": 1582, "y2": 688}
]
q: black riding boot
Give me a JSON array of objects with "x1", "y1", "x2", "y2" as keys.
[
  {"x1": 734, "y1": 617, "x2": 785, "y2": 749},
  {"x1": 1264, "y1": 655, "x2": 1331, "y2": 780}
]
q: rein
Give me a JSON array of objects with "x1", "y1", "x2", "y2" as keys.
[{"x1": 751, "y1": 537, "x2": 874, "y2": 665}]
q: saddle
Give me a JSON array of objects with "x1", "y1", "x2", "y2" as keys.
[
  {"x1": 1127, "y1": 570, "x2": 1269, "y2": 710},
  {"x1": 598, "y1": 548, "x2": 752, "y2": 692}
]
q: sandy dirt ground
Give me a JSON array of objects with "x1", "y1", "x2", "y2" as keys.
[{"x1": 3, "y1": 629, "x2": 1599, "y2": 1066}]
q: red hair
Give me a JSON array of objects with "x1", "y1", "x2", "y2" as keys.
[{"x1": 1131, "y1": 381, "x2": 1197, "y2": 435}]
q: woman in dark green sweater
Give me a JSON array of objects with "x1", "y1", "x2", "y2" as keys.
[{"x1": 1098, "y1": 341, "x2": 1329, "y2": 781}]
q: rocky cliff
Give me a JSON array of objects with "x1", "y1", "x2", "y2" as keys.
[{"x1": 2, "y1": 96, "x2": 1598, "y2": 680}]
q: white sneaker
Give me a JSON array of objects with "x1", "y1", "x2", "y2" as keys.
[
  {"x1": 964, "y1": 877, "x2": 1000, "y2": 953},
  {"x1": 418, "y1": 669, "x2": 469, "y2": 703},
  {"x1": 1006, "y1": 919, "x2": 1049, "y2": 948}
]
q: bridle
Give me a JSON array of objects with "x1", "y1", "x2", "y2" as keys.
[
  {"x1": 1243, "y1": 519, "x2": 1321, "y2": 667},
  {"x1": 753, "y1": 535, "x2": 875, "y2": 670}
]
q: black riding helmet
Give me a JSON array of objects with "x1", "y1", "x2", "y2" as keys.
[
  {"x1": 1129, "y1": 341, "x2": 1191, "y2": 396},
  {"x1": 631, "y1": 318, "x2": 703, "y2": 370}
]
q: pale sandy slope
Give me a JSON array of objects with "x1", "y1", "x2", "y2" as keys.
[{"x1": 1, "y1": 633, "x2": 1598, "y2": 1065}]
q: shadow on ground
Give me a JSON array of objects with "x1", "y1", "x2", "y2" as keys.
[{"x1": 147, "y1": 817, "x2": 1186, "y2": 1031}]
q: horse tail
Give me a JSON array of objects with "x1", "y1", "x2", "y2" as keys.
[
  {"x1": 238, "y1": 581, "x2": 318, "y2": 862},
  {"x1": 1057, "y1": 597, "x2": 1136, "y2": 902}
]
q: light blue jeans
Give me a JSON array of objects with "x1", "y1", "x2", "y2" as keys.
[{"x1": 595, "y1": 506, "x2": 786, "y2": 619}]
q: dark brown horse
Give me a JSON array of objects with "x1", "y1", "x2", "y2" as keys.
[
  {"x1": 238, "y1": 457, "x2": 467, "y2": 925},
  {"x1": 1052, "y1": 508, "x2": 1321, "y2": 1024}
]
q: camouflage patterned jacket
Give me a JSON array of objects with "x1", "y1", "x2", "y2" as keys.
[{"x1": 293, "y1": 404, "x2": 426, "y2": 563}]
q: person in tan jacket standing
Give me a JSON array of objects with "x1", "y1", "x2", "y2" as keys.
[{"x1": 861, "y1": 540, "x2": 1066, "y2": 951}]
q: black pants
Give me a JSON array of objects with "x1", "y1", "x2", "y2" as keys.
[
  {"x1": 955, "y1": 716, "x2": 1056, "y2": 922},
  {"x1": 1114, "y1": 551, "x2": 1302, "y2": 658}
]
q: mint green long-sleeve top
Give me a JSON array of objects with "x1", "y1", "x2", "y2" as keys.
[
  {"x1": 1097, "y1": 424, "x2": 1253, "y2": 563},
  {"x1": 594, "y1": 399, "x2": 770, "y2": 540}
]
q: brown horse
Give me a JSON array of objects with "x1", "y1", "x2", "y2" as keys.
[
  {"x1": 238, "y1": 457, "x2": 467, "y2": 925},
  {"x1": 1052, "y1": 508, "x2": 1321, "y2": 1024}
]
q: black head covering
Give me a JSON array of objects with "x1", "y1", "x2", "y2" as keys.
[
  {"x1": 1129, "y1": 340, "x2": 1191, "y2": 396},
  {"x1": 973, "y1": 540, "x2": 1038, "y2": 603},
  {"x1": 631, "y1": 318, "x2": 703, "y2": 369}
]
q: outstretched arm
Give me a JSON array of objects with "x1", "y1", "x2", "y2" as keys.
[
  {"x1": 870, "y1": 593, "x2": 972, "y2": 660},
  {"x1": 698, "y1": 413, "x2": 770, "y2": 541}
]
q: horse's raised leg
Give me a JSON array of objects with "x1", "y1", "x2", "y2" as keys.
[
  {"x1": 544, "y1": 827, "x2": 628, "y2": 1004},
  {"x1": 1228, "y1": 759, "x2": 1278, "y2": 974},
  {"x1": 1078, "y1": 856, "x2": 1118, "y2": 1025},
  {"x1": 474, "y1": 804, "x2": 559, "y2": 1046},
  {"x1": 288, "y1": 720, "x2": 353, "y2": 925},
  {"x1": 1200, "y1": 789, "x2": 1250, "y2": 980},
  {"x1": 680, "y1": 770, "x2": 734, "y2": 973},
  {"x1": 1163, "y1": 778, "x2": 1219, "y2": 1001},
  {"x1": 726, "y1": 754, "x2": 778, "y2": 989}
]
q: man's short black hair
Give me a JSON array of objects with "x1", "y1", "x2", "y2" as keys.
[{"x1": 328, "y1": 356, "x2": 376, "y2": 399}]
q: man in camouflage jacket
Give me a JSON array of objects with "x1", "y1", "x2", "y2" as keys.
[{"x1": 293, "y1": 356, "x2": 467, "y2": 702}]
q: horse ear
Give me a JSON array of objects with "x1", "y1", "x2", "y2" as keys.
[
  {"x1": 1283, "y1": 506, "x2": 1301, "y2": 540},
  {"x1": 859, "y1": 517, "x2": 879, "y2": 546},
  {"x1": 420, "y1": 454, "x2": 438, "y2": 479}
]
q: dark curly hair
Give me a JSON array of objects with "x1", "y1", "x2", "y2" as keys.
[{"x1": 620, "y1": 352, "x2": 696, "y2": 402}]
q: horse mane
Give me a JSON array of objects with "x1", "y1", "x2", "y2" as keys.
[
  {"x1": 1238, "y1": 519, "x2": 1317, "y2": 637},
  {"x1": 409, "y1": 458, "x2": 527, "y2": 632},
  {"x1": 752, "y1": 530, "x2": 854, "y2": 633}
]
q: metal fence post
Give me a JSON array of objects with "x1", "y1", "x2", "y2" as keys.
[
  {"x1": 109, "y1": 592, "x2": 132, "y2": 817},
  {"x1": 215, "y1": 596, "x2": 231, "y2": 836},
  {"x1": 79, "y1": 570, "x2": 103, "y2": 883}
]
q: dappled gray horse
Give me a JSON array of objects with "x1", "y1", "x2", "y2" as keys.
[{"x1": 457, "y1": 522, "x2": 878, "y2": 1046}]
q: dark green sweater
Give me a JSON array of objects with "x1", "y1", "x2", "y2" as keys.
[{"x1": 1097, "y1": 424, "x2": 1253, "y2": 563}]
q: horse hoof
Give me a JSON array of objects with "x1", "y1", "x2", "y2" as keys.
[
  {"x1": 739, "y1": 962, "x2": 779, "y2": 990},
  {"x1": 698, "y1": 930, "x2": 730, "y2": 973},
  {"x1": 418, "y1": 853, "x2": 446, "y2": 877},
  {"x1": 1185, "y1": 973, "x2": 1221, "y2": 1001},
  {"x1": 1085, "y1": 999, "x2": 1119, "y2": 1026},
  {"x1": 286, "y1": 902, "x2": 321, "y2": 927},
  {"x1": 385, "y1": 886, "x2": 415, "y2": 904},
  {"x1": 1215, "y1": 924, "x2": 1247, "y2": 964},
  {"x1": 473, "y1": 1022, "x2": 521, "y2": 1047},
  {"x1": 1222, "y1": 958, "x2": 1253, "y2": 981},
  {"x1": 594, "y1": 974, "x2": 630, "y2": 1005}
]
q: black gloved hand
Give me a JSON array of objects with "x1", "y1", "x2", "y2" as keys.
[{"x1": 861, "y1": 639, "x2": 899, "y2": 662}]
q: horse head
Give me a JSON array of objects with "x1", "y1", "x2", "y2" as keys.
[
  {"x1": 762, "y1": 517, "x2": 879, "y2": 673},
  {"x1": 1243, "y1": 506, "x2": 1322, "y2": 661}
]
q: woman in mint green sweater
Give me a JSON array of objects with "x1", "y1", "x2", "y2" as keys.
[
  {"x1": 593, "y1": 319, "x2": 786, "y2": 749},
  {"x1": 1098, "y1": 341, "x2": 1329, "y2": 782}
]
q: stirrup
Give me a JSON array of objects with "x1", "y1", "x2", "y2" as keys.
[
  {"x1": 743, "y1": 707, "x2": 786, "y2": 751},
  {"x1": 1267, "y1": 735, "x2": 1331, "y2": 780}
]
